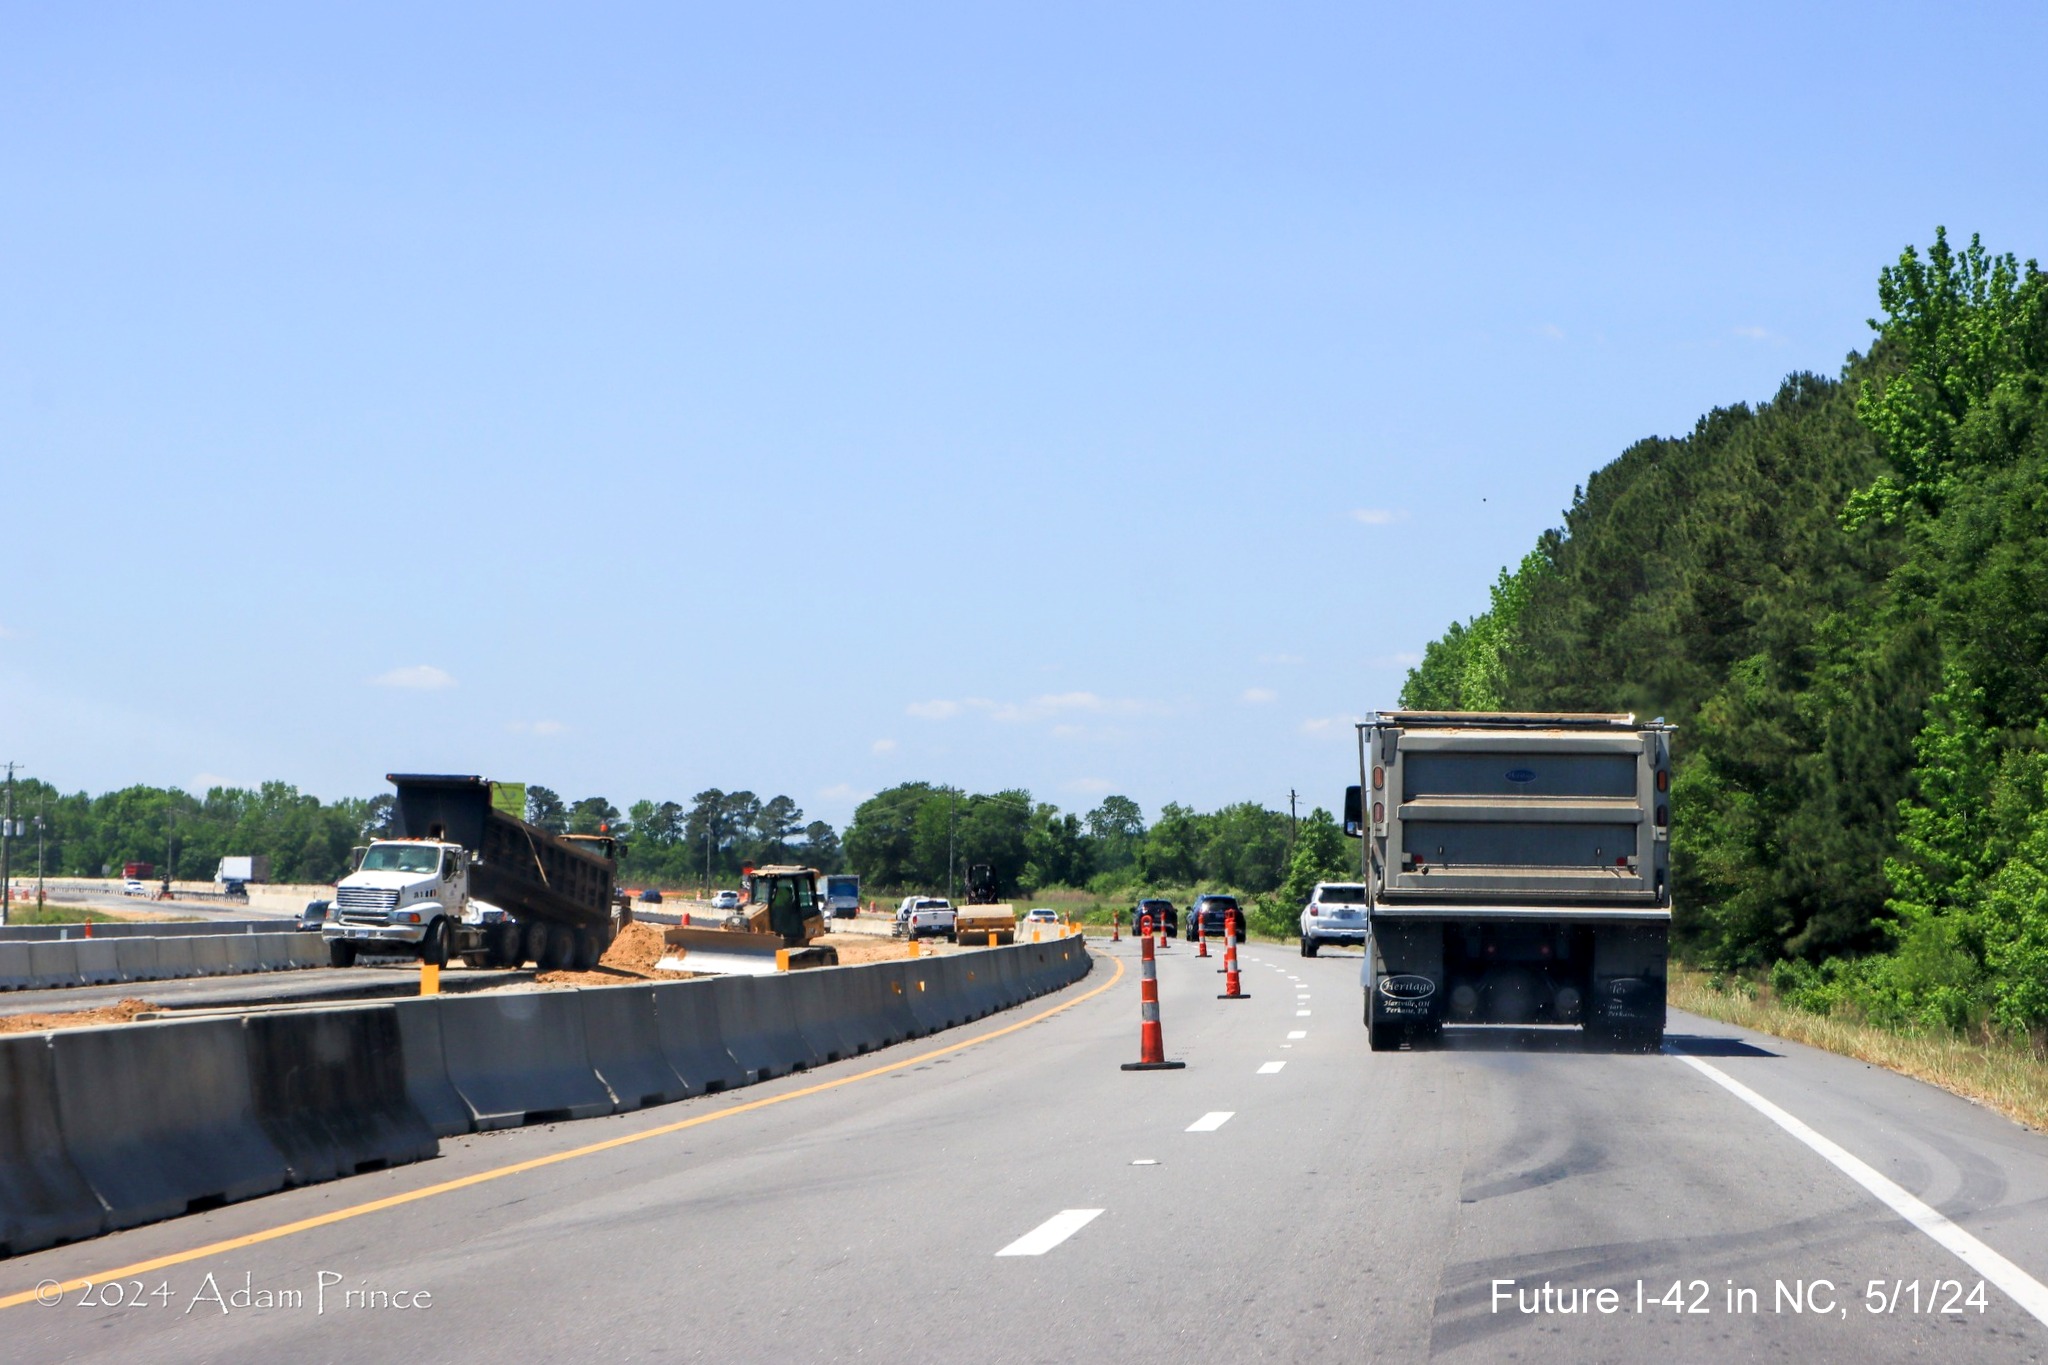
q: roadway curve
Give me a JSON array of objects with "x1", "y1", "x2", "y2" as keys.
[{"x1": 7, "y1": 939, "x2": 2047, "y2": 1362}]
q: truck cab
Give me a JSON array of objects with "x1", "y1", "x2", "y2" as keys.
[{"x1": 325, "y1": 839, "x2": 471, "y2": 966}]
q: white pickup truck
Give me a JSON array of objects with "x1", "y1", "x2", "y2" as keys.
[{"x1": 895, "y1": 895, "x2": 958, "y2": 941}]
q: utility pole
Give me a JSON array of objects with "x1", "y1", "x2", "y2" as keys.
[
  {"x1": 35, "y1": 792, "x2": 46, "y2": 911},
  {"x1": 704, "y1": 829, "x2": 712, "y2": 897},
  {"x1": 1, "y1": 762, "x2": 16, "y2": 926},
  {"x1": 947, "y1": 788, "x2": 958, "y2": 903},
  {"x1": 1289, "y1": 788, "x2": 1299, "y2": 847}
]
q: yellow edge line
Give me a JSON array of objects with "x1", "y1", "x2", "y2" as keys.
[{"x1": 1, "y1": 951, "x2": 1126, "y2": 1311}]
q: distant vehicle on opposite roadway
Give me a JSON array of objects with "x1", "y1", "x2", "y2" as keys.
[
  {"x1": 1020, "y1": 907, "x2": 1061, "y2": 935},
  {"x1": 637, "y1": 887, "x2": 664, "y2": 904},
  {"x1": 1132, "y1": 898, "x2": 1178, "y2": 936},
  {"x1": 711, "y1": 889, "x2": 741, "y2": 911},
  {"x1": 896, "y1": 895, "x2": 957, "y2": 940},
  {"x1": 121, "y1": 861, "x2": 155, "y2": 882},
  {"x1": 215, "y1": 855, "x2": 273, "y2": 889},
  {"x1": 1185, "y1": 894, "x2": 1244, "y2": 942},
  {"x1": 1347, "y1": 710, "x2": 1674, "y2": 1051},
  {"x1": 820, "y1": 873, "x2": 861, "y2": 919},
  {"x1": 121, "y1": 878, "x2": 148, "y2": 897},
  {"x1": 1298, "y1": 882, "x2": 1367, "y2": 956}
]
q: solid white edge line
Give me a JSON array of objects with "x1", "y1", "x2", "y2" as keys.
[
  {"x1": 1186, "y1": 1111, "x2": 1236, "y2": 1132},
  {"x1": 996, "y1": 1208, "x2": 1105, "y2": 1257},
  {"x1": 1674, "y1": 1052, "x2": 2048, "y2": 1326}
]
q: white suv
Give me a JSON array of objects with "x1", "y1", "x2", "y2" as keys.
[{"x1": 1300, "y1": 882, "x2": 1368, "y2": 957}]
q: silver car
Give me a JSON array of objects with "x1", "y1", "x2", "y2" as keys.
[{"x1": 1300, "y1": 881, "x2": 1368, "y2": 957}]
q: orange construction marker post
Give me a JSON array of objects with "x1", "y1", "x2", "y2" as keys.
[
  {"x1": 1122, "y1": 914, "x2": 1186, "y2": 1071},
  {"x1": 1217, "y1": 909, "x2": 1248, "y2": 1000},
  {"x1": 1112, "y1": 910, "x2": 1121, "y2": 942},
  {"x1": 420, "y1": 962, "x2": 440, "y2": 996}
]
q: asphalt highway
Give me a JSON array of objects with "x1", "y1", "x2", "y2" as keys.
[{"x1": 8, "y1": 938, "x2": 2048, "y2": 1362}]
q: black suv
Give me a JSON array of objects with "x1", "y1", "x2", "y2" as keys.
[
  {"x1": 1186, "y1": 894, "x2": 1245, "y2": 942},
  {"x1": 1131, "y1": 898, "x2": 1178, "y2": 936}
]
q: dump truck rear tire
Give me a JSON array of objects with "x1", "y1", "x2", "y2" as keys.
[
  {"x1": 523, "y1": 920, "x2": 549, "y2": 966},
  {"x1": 572, "y1": 927, "x2": 601, "y2": 971},
  {"x1": 540, "y1": 923, "x2": 575, "y2": 972},
  {"x1": 328, "y1": 940, "x2": 356, "y2": 968}
]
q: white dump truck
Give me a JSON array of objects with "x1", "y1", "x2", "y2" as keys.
[
  {"x1": 1345, "y1": 711, "x2": 1674, "y2": 1051},
  {"x1": 324, "y1": 774, "x2": 627, "y2": 972}
]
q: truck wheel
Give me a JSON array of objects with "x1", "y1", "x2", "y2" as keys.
[
  {"x1": 1368, "y1": 1023, "x2": 1402, "y2": 1052},
  {"x1": 572, "y1": 927, "x2": 602, "y2": 972},
  {"x1": 489, "y1": 921, "x2": 522, "y2": 968},
  {"x1": 328, "y1": 940, "x2": 357, "y2": 968},
  {"x1": 420, "y1": 919, "x2": 452, "y2": 969},
  {"x1": 523, "y1": 921, "x2": 550, "y2": 967},
  {"x1": 1301, "y1": 935, "x2": 1319, "y2": 958},
  {"x1": 540, "y1": 923, "x2": 575, "y2": 972}
]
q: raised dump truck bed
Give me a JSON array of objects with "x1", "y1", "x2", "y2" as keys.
[
  {"x1": 1345, "y1": 712, "x2": 1673, "y2": 1051},
  {"x1": 388, "y1": 774, "x2": 619, "y2": 931}
]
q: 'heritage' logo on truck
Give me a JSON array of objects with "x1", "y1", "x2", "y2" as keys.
[
  {"x1": 1505, "y1": 768, "x2": 1537, "y2": 784},
  {"x1": 1379, "y1": 974, "x2": 1436, "y2": 1000}
]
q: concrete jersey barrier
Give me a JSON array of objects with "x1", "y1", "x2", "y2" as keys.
[{"x1": 0, "y1": 939, "x2": 1096, "y2": 1257}]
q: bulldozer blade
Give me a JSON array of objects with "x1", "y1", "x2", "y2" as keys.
[{"x1": 657, "y1": 925, "x2": 792, "y2": 977}]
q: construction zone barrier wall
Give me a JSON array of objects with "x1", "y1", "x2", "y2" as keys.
[
  {"x1": 0, "y1": 931, "x2": 328, "y2": 991},
  {"x1": 0, "y1": 938, "x2": 1092, "y2": 1258}
]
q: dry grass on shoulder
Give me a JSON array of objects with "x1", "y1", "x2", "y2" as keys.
[{"x1": 1670, "y1": 970, "x2": 2048, "y2": 1131}]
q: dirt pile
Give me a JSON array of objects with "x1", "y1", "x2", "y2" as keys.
[
  {"x1": 0, "y1": 998, "x2": 157, "y2": 1034},
  {"x1": 533, "y1": 920, "x2": 694, "y2": 987}
]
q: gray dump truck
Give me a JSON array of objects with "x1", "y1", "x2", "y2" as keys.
[
  {"x1": 1343, "y1": 711, "x2": 1673, "y2": 1051},
  {"x1": 324, "y1": 774, "x2": 628, "y2": 972}
]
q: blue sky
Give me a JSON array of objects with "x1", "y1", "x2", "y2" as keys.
[{"x1": 3, "y1": 2, "x2": 2043, "y2": 829}]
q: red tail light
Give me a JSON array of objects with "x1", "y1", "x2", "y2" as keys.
[
  {"x1": 1372, "y1": 801, "x2": 1384, "y2": 825},
  {"x1": 1655, "y1": 769, "x2": 1669, "y2": 792},
  {"x1": 1616, "y1": 856, "x2": 1627, "y2": 866},
  {"x1": 1371, "y1": 765, "x2": 1385, "y2": 791}
]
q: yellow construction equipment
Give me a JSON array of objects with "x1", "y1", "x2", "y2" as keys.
[{"x1": 656, "y1": 864, "x2": 840, "y2": 975}]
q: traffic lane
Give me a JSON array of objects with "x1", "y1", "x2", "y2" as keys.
[
  {"x1": 1663, "y1": 1005, "x2": 2048, "y2": 1286},
  {"x1": 3, "y1": 957, "x2": 1150, "y2": 1363},
  {"x1": 1255, "y1": 952, "x2": 2044, "y2": 1361}
]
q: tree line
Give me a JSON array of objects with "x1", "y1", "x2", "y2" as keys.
[
  {"x1": 1405, "y1": 228, "x2": 2048, "y2": 1033},
  {"x1": 0, "y1": 773, "x2": 1355, "y2": 910}
]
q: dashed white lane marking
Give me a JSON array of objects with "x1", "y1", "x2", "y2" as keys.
[
  {"x1": 1131, "y1": 1159, "x2": 1158, "y2": 1167},
  {"x1": 998, "y1": 1209, "x2": 1105, "y2": 1256},
  {"x1": 1258, "y1": 1061, "x2": 1286, "y2": 1075},
  {"x1": 1676, "y1": 1053, "x2": 2048, "y2": 1326},
  {"x1": 1296, "y1": 1009, "x2": 1311, "y2": 1017},
  {"x1": 1287, "y1": 1030, "x2": 1306, "y2": 1039},
  {"x1": 1187, "y1": 1111, "x2": 1235, "y2": 1132}
]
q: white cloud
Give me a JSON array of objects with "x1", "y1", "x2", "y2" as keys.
[
  {"x1": 1349, "y1": 508, "x2": 1406, "y2": 526},
  {"x1": 507, "y1": 719, "x2": 565, "y2": 735},
  {"x1": 1242, "y1": 687, "x2": 1278, "y2": 704},
  {"x1": 871, "y1": 738, "x2": 897, "y2": 754},
  {"x1": 1368, "y1": 651, "x2": 1423, "y2": 669},
  {"x1": 905, "y1": 699, "x2": 962, "y2": 720},
  {"x1": 819, "y1": 782, "x2": 862, "y2": 801},
  {"x1": 1300, "y1": 715, "x2": 1361, "y2": 738},
  {"x1": 1067, "y1": 777, "x2": 1114, "y2": 793},
  {"x1": 1732, "y1": 325, "x2": 1784, "y2": 343},
  {"x1": 371, "y1": 664, "x2": 456, "y2": 690}
]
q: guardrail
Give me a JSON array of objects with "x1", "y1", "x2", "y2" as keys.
[
  {"x1": 0, "y1": 938, "x2": 1092, "y2": 1257},
  {"x1": 0, "y1": 932, "x2": 327, "y2": 992}
]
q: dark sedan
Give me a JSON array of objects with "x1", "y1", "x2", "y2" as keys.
[
  {"x1": 1185, "y1": 893, "x2": 1245, "y2": 942},
  {"x1": 1132, "y1": 898, "x2": 1178, "y2": 936}
]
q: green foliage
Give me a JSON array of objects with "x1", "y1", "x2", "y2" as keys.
[{"x1": 1404, "y1": 228, "x2": 2048, "y2": 1037}]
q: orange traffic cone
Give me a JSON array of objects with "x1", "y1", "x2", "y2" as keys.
[
  {"x1": 1112, "y1": 910, "x2": 1121, "y2": 942},
  {"x1": 1217, "y1": 909, "x2": 1248, "y2": 1000},
  {"x1": 1195, "y1": 917, "x2": 1208, "y2": 958},
  {"x1": 1122, "y1": 914, "x2": 1185, "y2": 1071}
]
